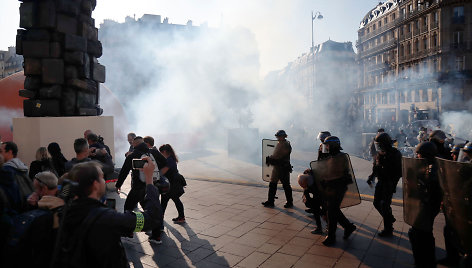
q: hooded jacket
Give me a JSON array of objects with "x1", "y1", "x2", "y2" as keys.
[{"x1": 2, "y1": 158, "x2": 33, "y2": 212}]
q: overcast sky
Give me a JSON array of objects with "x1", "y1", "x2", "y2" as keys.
[{"x1": 0, "y1": 0, "x2": 380, "y2": 76}]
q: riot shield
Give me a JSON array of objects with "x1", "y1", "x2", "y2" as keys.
[
  {"x1": 309, "y1": 153, "x2": 361, "y2": 208},
  {"x1": 437, "y1": 158, "x2": 472, "y2": 253},
  {"x1": 262, "y1": 139, "x2": 278, "y2": 182},
  {"x1": 402, "y1": 157, "x2": 432, "y2": 232}
]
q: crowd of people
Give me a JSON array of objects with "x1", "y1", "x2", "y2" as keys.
[
  {"x1": 264, "y1": 127, "x2": 471, "y2": 267},
  {"x1": 0, "y1": 130, "x2": 187, "y2": 268}
]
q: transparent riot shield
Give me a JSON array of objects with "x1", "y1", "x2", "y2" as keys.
[
  {"x1": 402, "y1": 157, "x2": 433, "y2": 232},
  {"x1": 309, "y1": 153, "x2": 361, "y2": 208},
  {"x1": 437, "y1": 158, "x2": 472, "y2": 253},
  {"x1": 262, "y1": 139, "x2": 278, "y2": 182}
]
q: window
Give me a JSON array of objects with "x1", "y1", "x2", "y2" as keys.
[
  {"x1": 384, "y1": 17, "x2": 388, "y2": 24},
  {"x1": 407, "y1": 42, "x2": 411, "y2": 55},
  {"x1": 392, "y1": 13, "x2": 396, "y2": 20},
  {"x1": 453, "y1": 31, "x2": 463, "y2": 45},
  {"x1": 434, "y1": 12, "x2": 438, "y2": 23},
  {"x1": 415, "y1": 20, "x2": 420, "y2": 30},
  {"x1": 373, "y1": 24, "x2": 376, "y2": 30},
  {"x1": 455, "y1": 56, "x2": 465, "y2": 70},
  {"x1": 408, "y1": 4, "x2": 413, "y2": 13},
  {"x1": 432, "y1": 34, "x2": 437, "y2": 47},
  {"x1": 407, "y1": 23, "x2": 411, "y2": 33},
  {"x1": 423, "y1": 37, "x2": 428, "y2": 49},
  {"x1": 453, "y1": 6, "x2": 465, "y2": 23},
  {"x1": 424, "y1": 16, "x2": 428, "y2": 28},
  {"x1": 415, "y1": 40, "x2": 419, "y2": 52},
  {"x1": 401, "y1": 8, "x2": 406, "y2": 17},
  {"x1": 379, "y1": 21, "x2": 382, "y2": 28}
]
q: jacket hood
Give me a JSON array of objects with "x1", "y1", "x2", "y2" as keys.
[
  {"x1": 4, "y1": 158, "x2": 29, "y2": 172},
  {"x1": 38, "y1": 195, "x2": 65, "y2": 210}
]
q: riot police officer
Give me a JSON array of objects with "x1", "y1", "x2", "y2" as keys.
[
  {"x1": 409, "y1": 141, "x2": 442, "y2": 268},
  {"x1": 428, "y1": 130, "x2": 452, "y2": 160},
  {"x1": 319, "y1": 136, "x2": 356, "y2": 246},
  {"x1": 317, "y1": 131, "x2": 331, "y2": 160},
  {"x1": 462, "y1": 142, "x2": 472, "y2": 163},
  {"x1": 368, "y1": 132, "x2": 402, "y2": 237},
  {"x1": 450, "y1": 143, "x2": 464, "y2": 162},
  {"x1": 262, "y1": 130, "x2": 293, "y2": 208}
]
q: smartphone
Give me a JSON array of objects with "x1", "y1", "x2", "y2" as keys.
[
  {"x1": 132, "y1": 159, "x2": 146, "y2": 169},
  {"x1": 106, "y1": 198, "x2": 116, "y2": 210}
]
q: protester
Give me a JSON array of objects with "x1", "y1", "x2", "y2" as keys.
[
  {"x1": 125, "y1": 132, "x2": 136, "y2": 157},
  {"x1": 56, "y1": 160, "x2": 161, "y2": 268},
  {"x1": 1, "y1": 141, "x2": 33, "y2": 212},
  {"x1": 47, "y1": 142, "x2": 68, "y2": 177},
  {"x1": 65, "y1": 138, "x2": 92, "y2": 172},
  {"x1": 29, "y1": 147, "x2": 56, "y2": 179}
]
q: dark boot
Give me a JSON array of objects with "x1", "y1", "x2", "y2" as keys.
[
  {"x1": 262, "y1": 183, "x2": 277, "y2": 207},
  {"x1": 282, "y1": 182, "x2": 293, "y2": 208}
]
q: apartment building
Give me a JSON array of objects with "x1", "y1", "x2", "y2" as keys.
[{"x1": 356, "y1": 0, "x2": 472, "y2": 123}]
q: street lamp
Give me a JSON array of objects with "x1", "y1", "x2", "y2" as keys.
[{"x1": 311, "y1": 11, "x2": 323, "y2": 51}]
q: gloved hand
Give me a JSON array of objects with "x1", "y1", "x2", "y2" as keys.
[
  {"x1": 367, "y1": 175, "x2": 375, "y2": 188},
  {"x1": 265, "y1": 156, "x2": 272, "y2": 166}
]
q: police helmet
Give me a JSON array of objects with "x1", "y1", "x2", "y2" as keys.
[
  {"x1": 374, "y1": 132, "x2": 392, "y2": 151},
  {"x1": 323, "y1": 136, "x2": 343, "y2": 150},
  {"x1": 416, "y1": 141, "x2": 438, "y2": 160},
  {"x1": 451, "y1": 143, "x2": 465, "y2": 154},
  {"x1": 317, "y1": 131, "x2": 331, "y2": 142},
  {"x1": 429, "y1": 130, "x2": 447, "y2": 143},
  {"x1": 464, "y1": 142, "x2": 472, "y2": 153},
  {"x1": 275, "y1": 130, "x2": 287, "y2": 137}
]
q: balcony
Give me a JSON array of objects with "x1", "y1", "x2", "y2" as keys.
[
  {"x1": 358, "y1": 38, "x2": 397, "y2": 58},
  {"x1": 367, "y1": 62, "x2": 390, "y2": 72},
  {"x1": 358, "y1": 20, "x2": 398, "y2": 43},
  {"x1": 400, "y1": 31, "x2": 412, "y2": 41},
  {"x1": 430, "y1": 21, "x2": 439, "y2": 29}
]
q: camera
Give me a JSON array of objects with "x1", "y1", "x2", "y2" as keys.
[{"x1": 132, "y1": 159, "x2": 146, "y2": 169}]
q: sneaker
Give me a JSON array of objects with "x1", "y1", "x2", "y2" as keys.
[
  {"x1": 311, "y1": 227, "x2": 323, "y2": 235},
  {"x1": 343, "y1": 224, "x2": 356, "y2": 239},
  {"x1": 149, "y1": 234, "x2": 162, "y2": 245},
  {"x1": 322, "y1": 236, "x2": 336, "y2": 246},
  {"x1": 283, "y1": 202, "x2": 293, "y2": 208},
  {"x1": 172, "y1": 217, "x2": 186, "y2": 223},
  {"x1": 261, "y1": 201, "x2": 274, "y2": 208},
  {"x1": 378, "y1": 229, "x2": 393, "y2": 237}
]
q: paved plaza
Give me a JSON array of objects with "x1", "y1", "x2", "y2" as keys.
[{"x1": 116, "y1": 178, "x2": 448, "y2": 268}]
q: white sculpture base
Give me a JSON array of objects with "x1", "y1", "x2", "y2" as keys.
[{"x1": 12, "y1": 116, "x2": 114, "y2": 167}]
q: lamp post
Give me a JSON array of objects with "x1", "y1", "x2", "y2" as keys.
[
  {"x1": 310, "y1": 11, "x2": 323, "y2": 104},
  {"x1": 311, "y1": 11, "x2": 323, "y2": 51}
]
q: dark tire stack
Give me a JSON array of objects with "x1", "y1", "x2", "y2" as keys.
[{"x1": 17, "y1": 0, "x2": 105, "y2": 117}]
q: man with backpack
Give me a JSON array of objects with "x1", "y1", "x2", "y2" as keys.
[
  {"x1": 1, "y1": 141, "x2": 33, "y2": 213},
  {"x1": 56, "y1": 159, "x2": 161, "y2": 267}
]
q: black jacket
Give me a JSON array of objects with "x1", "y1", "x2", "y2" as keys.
[
  {"x1": 61, "y1": 184, "x2": 161, "y2": 268},
  {"x1": 372, "y1": 147, "x2": 402, "y2": 184},
  {"x1": 29, "y1": 159, "x2": 56, "y2": 179},
  {"x1": 116, "y1": 143, "x2": 166, "y2": 189}
]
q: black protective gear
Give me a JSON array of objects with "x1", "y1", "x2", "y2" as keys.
[
  {"x1": 429, "y1": 129, "x2": 447, "y2": 143},
  {"x1": 275, "y1": 130, "x2": 287, "y2": 137},
  {"x1": 416, "y1": 141, "x2": 438, "y2": 162},
  {"x1": 464, "y1": 142, "x2": 472, "y2": 153},
  {"x1": 317, "y1": 131, "x2": 331, "y2": 142},
  {"x1": 323, "y1": 136, "x2": 343, "y2": 152},
  {"x1": 409, "y1": 227, "x2": 437, "y2": 268},
  {"x1": 374, "y1": 132, "x2": 392, "y2": 152}
]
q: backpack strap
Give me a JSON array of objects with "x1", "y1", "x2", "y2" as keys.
[{"x1": 65, "y1": 207, "x2": 109, "y2": 268}]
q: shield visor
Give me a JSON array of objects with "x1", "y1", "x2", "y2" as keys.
[
  {"x1": 402, "y1": 157, "x2": 432, "y2": 232},
  {"x1": 310, "y1": 153, "x2": 361, "y2": 208},
  {"x1": 262, "y1": 139, "x2": 278, "y2": 182},
  {"x1": 437, "y1": 158, "x2": 472, "y2": 253}
]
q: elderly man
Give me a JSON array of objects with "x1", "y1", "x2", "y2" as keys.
[{"x1": 27, "y1": 171, "x2": 61, "y2": 207}]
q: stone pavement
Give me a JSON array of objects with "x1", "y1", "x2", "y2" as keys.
[{"x1": 116, "y1": 179, "x2": 448, "y2": 268}]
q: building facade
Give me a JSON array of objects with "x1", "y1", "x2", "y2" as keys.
[
  {"x1": 356, "y1": 0, "x2": 472, "y2": 124},
  {"x1": 0, "y1": 47, "x2": 23, "y2": 79}
]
